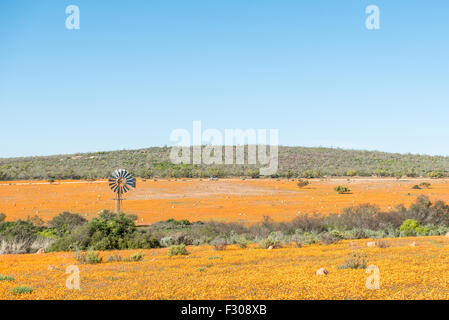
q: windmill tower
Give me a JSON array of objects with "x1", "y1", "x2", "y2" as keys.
[{"x1": 108, "y1": 169, "x2": 136, "y2": 213}]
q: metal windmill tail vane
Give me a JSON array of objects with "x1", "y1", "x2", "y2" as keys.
[{"x1": 108, "y1": 169, "x2": 136, "y2": 213}]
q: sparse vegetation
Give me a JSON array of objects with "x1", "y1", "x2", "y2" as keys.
[{"x1": 2, "y1": 146, "x2": 449, "y2": 180}]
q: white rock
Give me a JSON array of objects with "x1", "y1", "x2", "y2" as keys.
[{"x1": 316, "y1": 268, "x2": 328, "y2": 275}]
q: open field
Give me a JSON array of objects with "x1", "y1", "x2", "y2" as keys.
[
  {"x1": 0, "y1": 178, "x2": 449, "y2": 224},
  {"x1": 1, "y1": 236, "x2": 449, "y2": 299}
]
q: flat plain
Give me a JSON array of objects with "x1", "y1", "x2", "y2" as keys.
[{"x1": 0, "y1": 178, "x2": 448, "y2": 224}]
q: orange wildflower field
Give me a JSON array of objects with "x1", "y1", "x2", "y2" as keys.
[
  {"x1": 1, "y1": 178, "x2": 449, "y2": 300},
  {"x1": 0, "y1": 178, "x2": 448, "y2": 224},
  {"x1": 1, "y1": 236, "x2": 449, "y2": 300}
]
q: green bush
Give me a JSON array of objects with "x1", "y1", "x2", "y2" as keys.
[
  {"x1": 124, "y1": 252, "x2": 144, "y2": 262},
  {"x1": 248, "y1": 169, "x2": 260, "y2": 179},
  {"x1": 88, "y1": 211, "x2": 136, "y2": 250},
  {"x1": 399, "y1": 219, "x2": 429, "y2": 236},
  {"x1": 428, "y1": 171, "x2": 444, "y2": 178},
  {"x1": 168, "y1": 244, "x2": 188, "y2": 256},
  {"x1": 11, "y1": 286, "x2": 33, "y2": 295},
  {"x1": 75, "y1": 249, "x2": 102, "y2": 264},
  {"x1": 0, "y1": 275, "x2": 14, "y2": 281},
  {"x1": 400, "y1": 219, "x2": 420, "y2": 236},
  {"x1": 236, "y1": 237, "x2": 249, "y2": 248},
  {"x1": 419, "y1": 182, "x2": 431, "y2": 189},
  {"x1": 38, "y1": 229, "x2": 59, "y2": 239},
  {"x1": 346, "y1": 170, "x2": 357, "y2": 176},
  {"x1": 122, "y1": 230, "x2": 160, "y2": 249},
  {"x1": 334, "y1": 186, "x2": 351, "y2": 194},
  {"x1": 48, "y1": 212, "x2": 87, "y2": 237},
  {"x1": 258, "y1": 232, "x2": 284, "y2": 249},
  {"x1": 47, "y1": 224, "x2": 92, "y2": 251},
  {"x1": 297, "y1": 179, "x2": 309, "y2": 188},
  {"x1": 319, "y1": 230, "x2": 344, "y2": 245},
  {"x1": 47, "y1": 211, "x2": 159, "y2": 252},
  {"x1": 0, "y1": 220, "x2": 40, "y2": 240}
]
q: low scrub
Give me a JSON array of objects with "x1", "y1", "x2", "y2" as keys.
[
  {"x1": 338, "y1": 252, "x2": 367, "y2": 269},
  {"x1": 168, "y1": 244, "x2": 189, "y2": 256},
  {"x1": 210, "y1": 237, "x2": 227, "y2": 250},
  {"x1": 297, "y1": 179, "x2": 309, "y2": 188},
  {"x1": 319, "y1": 230, "x2": 344, "y2": 245},
  {"x1": 334, "y1": 186, "x2": 351, "y2": 194},
  {"x1": 75, "y1": 249, "x2": 102, "y2": 264},
  {"x1": 258, "y1": 232, "x2": 284, "y2": 249},
  {"x1": 11, "y1": 286, "x2": 33, "y2": 295},
  {"x1": 124, "y1": 252, "x2": 144, "y2": 262},
  {"x1": 106, "y1": 253, "x2": 122, "y2": 262},
  {"x1": 0, "y1": 275, "x2": 14, "y2": 282}
]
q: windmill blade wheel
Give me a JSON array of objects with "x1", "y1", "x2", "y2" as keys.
[{"x1": 108, "y1": 169, "x2": 136, "y2": 213}]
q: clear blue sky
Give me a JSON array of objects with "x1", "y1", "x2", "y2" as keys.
[{"x1": 1, "y1": 0, "x2": 448, "y2": 157}]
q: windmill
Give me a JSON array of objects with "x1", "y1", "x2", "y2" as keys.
[{"x1": 108, "y1": 169, "x2": 136, "y2": 213}]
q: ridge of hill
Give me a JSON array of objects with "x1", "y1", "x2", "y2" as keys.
[{"x1": 1, "y1": 146, "x2": 449, "y2": 180}]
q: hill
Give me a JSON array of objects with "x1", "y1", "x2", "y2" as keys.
[{"x1": 1, "y1": 146, "x2": 449, "y2": 180}]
